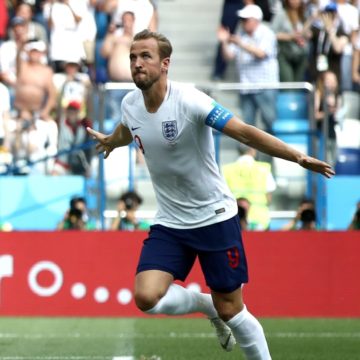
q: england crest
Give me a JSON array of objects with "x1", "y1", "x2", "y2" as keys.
[{"x1": 162, "y1": 120, "x2": 178, "y2": 141}]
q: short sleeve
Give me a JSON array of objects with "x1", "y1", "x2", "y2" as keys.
[{"x1": 183, "y1": 86, "x2": 234, "y2": 132}]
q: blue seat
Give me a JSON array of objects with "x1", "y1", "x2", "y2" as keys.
[
  {"x1": 276, "y1": 91, "x2": 309, "y2": 120},
  {"x1": 273, "y1": 118, "x2": 309, "y2": 144},
  {"x1": 335, "y1": 148, "x2": 360, "y2": 175}
]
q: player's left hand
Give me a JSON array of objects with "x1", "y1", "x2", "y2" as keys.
[{"x1": 298, "y1": 155, "x2": 335, "y2": 178}]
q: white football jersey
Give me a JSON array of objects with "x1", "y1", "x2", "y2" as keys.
[{"x1": 121, "y1": 81, "x2": 237, "y2": 229}]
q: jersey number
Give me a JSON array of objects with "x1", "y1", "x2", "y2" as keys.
[{"x1": 227, "y1": 247, "x2": 240, "y2": 269}]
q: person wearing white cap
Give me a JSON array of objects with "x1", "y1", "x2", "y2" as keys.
[
  {"x1": 14, "y1": 39, "x2": 56, "y2": 122},
  {"x1": 218, "y1": 4, "x2": 279, "y2": 134}
]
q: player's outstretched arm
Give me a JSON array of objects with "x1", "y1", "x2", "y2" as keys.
[
  {"x1": 87, "y1": 124, "x2": 133, "y2": 159},
  {"x1": 223, "y1": 117, "x2": 335, "y2": 178}
]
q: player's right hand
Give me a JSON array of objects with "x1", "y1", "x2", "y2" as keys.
[{"x1": 87, "y1": 127, "x2": 115, "y2": 159}]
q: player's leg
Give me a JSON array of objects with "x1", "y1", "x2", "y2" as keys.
[
  {"x1": 134, "y1": 269, "x2": 216, "y2": 317},
  {"x1": 197, "y1": 215, "x2": 271, "y2": 359},
  {"x1": 212, "y1": 287, "x2": 271, "y2": 360},
  {"x1": 134, "y1": 225, "x2": 218, "y2": 318}
]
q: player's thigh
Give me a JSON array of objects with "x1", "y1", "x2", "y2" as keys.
[
  {"x1": 136, "y1": 224, "x2": 197, "y2": 281},
  {"x1": 197, "y1": 217, "x2": 248, "y2": 294},
  {"x1": 198, "y1": 245, "x2": 248, "y2": 293}
]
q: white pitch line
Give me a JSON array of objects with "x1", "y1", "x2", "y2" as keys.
[
  {"x1": 0, "y1": 357, "x2": 111, "y2": 360},
  {"x1": 0, "y1": 357, "x2": 136, "y2": 360},
  {"x1": 0, "y1": 332, "x2": 359, "y2": 340}
]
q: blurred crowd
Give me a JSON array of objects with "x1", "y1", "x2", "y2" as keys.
[
  {"x1": 0, "y1": 0, "x2": 158, "y2": 176},
  {"x1": 214, "y1": 0, "x2": 359, "y2": 91},
  {"x1": 0, "y1": 0, "x2": 359, "y2": 231},
  {"x1": 0, "y1": 0, "x2": 359, "y2": 177},
  {"x1": 216, "y1": 0, "x2": 360, "y2": 166}
]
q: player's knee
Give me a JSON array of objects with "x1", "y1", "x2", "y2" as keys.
[
  {"x1": 214, "y1": 300, "x2": 244, "y2": 322},
  {"x1": 134, "y1": 289, "x2": 161, "y2": 312},
  {"x1": 217, "y1": 306, "x2": 239, "y2": 321}
]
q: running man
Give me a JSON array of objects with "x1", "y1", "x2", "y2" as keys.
[{"x1": 87, "y1": 30, "x2": 334, "y2": 359}]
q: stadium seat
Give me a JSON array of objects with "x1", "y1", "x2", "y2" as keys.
[
  {"x1": 335, "y1": 147, "x2": 360, "y2": 175},
  {"x1": 273, "y1": 118, "x2": 310, "y2": 145},
  {"x1": 276, "y1": 91, "x2": 309, "y2": 120}
]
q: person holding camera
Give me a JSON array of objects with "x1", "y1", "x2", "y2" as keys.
[
  {"x1": 57, "y1": 195, "x2": 96, "y2": 230},
  {"x1": 281, "y1": 198, "x2": 318, "y2": 230},
  {"x1": 111, "y1": 190, "x2": 150, "y2": 231}
]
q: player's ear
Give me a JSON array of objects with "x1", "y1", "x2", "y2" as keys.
[{"x1": 161, "y1": 57, "x2": 170, "y2": 73}]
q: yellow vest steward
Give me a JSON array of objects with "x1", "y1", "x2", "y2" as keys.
[{"x1": 222, "y1": 160, "x2": 271, "y2": 230}]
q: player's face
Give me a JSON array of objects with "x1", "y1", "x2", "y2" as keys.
[{"x1": 130, "y1": 38, "x2": 166, "y2": 90}]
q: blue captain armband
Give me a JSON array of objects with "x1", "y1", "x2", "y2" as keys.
[{"x1": 205, "y1": 103, "x2": 233, "y2": 132}]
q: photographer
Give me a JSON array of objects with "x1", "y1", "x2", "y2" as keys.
[
  {"x1": 111, "y1": 190, "x2": 150, "y2": 231},
  {"x1": 281, "y1": 198, "x2": 317, "y2": 230},
  {"x1": 348, "y1": 201, "x2": 360, "y2": 230}
]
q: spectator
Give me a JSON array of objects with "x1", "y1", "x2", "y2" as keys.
[
  {"x1": 8, "y1": 2, "x2": 48, "y2": 45},
  {"x1": 43, "y1": 0, "x2": 87, "y2": 73},
  {"x1": 103, "y1": 0, "x2": 157, "y2": 34},
  {"x1": 14, "y1": 39, "x2": 56, "y2": 121},
  {"x1": 352, "y1": 32, "x2": 360, "y2": 91},
  {"x1": 222, "y1": 144, "x2": 277, "y2": 230},
  {"x1": 77, "y1": 0, "x2": 97, "y2": 68},
  {"x1": 101, "y1": 10, "x2": 134, "y2": 120},
  {"x1": 281, "y1": 198, "x2": 317, "y2": 230},
  {"x1": 0, "y1": 82, "x2": 11, "y2": 149},
  {"x1": 0, "y1": 82, "x2": 11, "y2": 173},
  {"x1": 334, "y1": 0, "x2": 359, "y2": 92},
  {"x1": 308, "y1": 2, "x2": 348, "y2": 87},
  {"x1": 298, "y1": 207, "x2": 317, "y2": 230},
  {"x1": 52, "y1": 100, "x2": 92, "y2": 176},
  {"x1": 314, "y1": 70, "x2": 343, "y2": 166},
  {"x1": 60, "y1": 207, "x2": 86, "y2": 230},
  {"x1": 111, "y1": 190, "x2": 150, "y2": 230},
  {"x1": 212, "y1": 0, "x2": 244, "y2": 81},
  {"x1": 218, "y1": 4, "x2": 279, "y2": 133},
  {"x1": 8, "y1": 110, "x2": 58, "y2": 175},
  {"x1": 348, "y1": 200, "x2": 360, "y2": 230},
  {"x1": 0, "y1": 16, "x2": 28, "y2": 90},
  {"x1": 52, "y1": 55, "x2": 91, "y2": 119},
  {"x1": 271, "y1": 0, "x2": 311, "y2": 82},
  {"x1": 57, "y1": 195, "x2": 95, "y2": 230},
  {"x1": 101, "y1": 11, "x2": 134, "y2": 82}
]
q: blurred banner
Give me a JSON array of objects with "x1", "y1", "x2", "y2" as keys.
[{"x1": 0, "y1": 231, "x2": 359, "y2": 317}]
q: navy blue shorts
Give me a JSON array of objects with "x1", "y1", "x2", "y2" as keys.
[{"x1": 136, "y1": 215, "x2": 248, "y2": 293}]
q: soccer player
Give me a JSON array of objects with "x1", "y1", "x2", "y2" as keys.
[{"x1": 87, "y1": 30, "x2": 335, "y2": 359}]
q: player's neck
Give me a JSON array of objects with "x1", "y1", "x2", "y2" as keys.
[{"x1": 142, "y1": 78, "x2": 168, "y2": 113}]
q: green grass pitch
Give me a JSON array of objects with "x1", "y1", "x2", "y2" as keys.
[{"x1": 0, "y1": 317, "x2": 359, "y2": 359}]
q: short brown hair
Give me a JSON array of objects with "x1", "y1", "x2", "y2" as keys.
[{"x1": 133, "y1": 30, "x2": 173, "y2": 60}]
